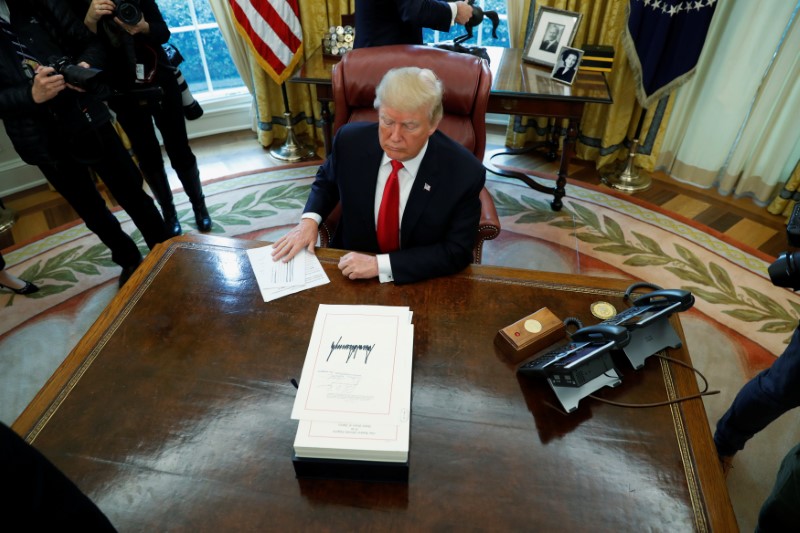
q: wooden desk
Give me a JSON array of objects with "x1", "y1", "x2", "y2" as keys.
[
  {"x1": 15, "y1": 234, "x2": 734, "y2": 531},
  {"x1": 291, "y1": 46, "x2": 613, "y2": 210}
]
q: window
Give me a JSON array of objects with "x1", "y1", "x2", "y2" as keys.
[
  {"x1": 157, "y1": 0, "x2": 246, "y2": 99},
  {"x1": 422, "y1": 0, "x2": 510, "y2": 47}
]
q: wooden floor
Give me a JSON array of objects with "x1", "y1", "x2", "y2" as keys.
[{"x1": 0, "y1": 126, "x2": 789, "y2": 258}]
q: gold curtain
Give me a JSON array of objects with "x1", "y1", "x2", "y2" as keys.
[
  {"x1": 506, "y1": 0, "x2": 675, "y2": 171},
  {"x1": 767, "y1": 159, "x2": 800, "y2": 221},
  {"x1": 212, "y1": 0, "x2": 354, "y2": 149}
]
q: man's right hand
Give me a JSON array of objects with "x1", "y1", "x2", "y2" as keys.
[
  {"x1": 31, "y1": 66, "x2": 65, "y2": 104},
  {"x1": 454, "y1": 1, "x2": 474, "y2": 25},
  {"x1": 271, "y1": 218, "x2": 318, "y2": 263}
]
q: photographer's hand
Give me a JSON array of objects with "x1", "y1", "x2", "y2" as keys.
[
  {"x1": 84, "y1": 0, "x2": 116, "y2": 33},
  {"x1": 114, "y1": 17, "x2": 150, "y2": 36},
  {"x1": 31, "y1": 66, "x2": 65, "y2": 104}
]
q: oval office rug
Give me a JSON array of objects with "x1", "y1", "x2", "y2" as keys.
[{"x1": 1, "y1": 164, "x2": 797, "y2": 531}]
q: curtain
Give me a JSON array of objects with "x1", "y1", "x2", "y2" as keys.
[
  {"x1": 208, "y1": 0, "x2": 354, "y2": 148},
  {"x1": 657, "y1": 1, "x2": 800, "y2": 206},
  {"x1": 504, "y1": 0, "x2": 676, "y2": 171}
]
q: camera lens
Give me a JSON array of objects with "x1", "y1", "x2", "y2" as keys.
[{"x1": 116, "y1": 1, "x2": 142, "y2": 25}]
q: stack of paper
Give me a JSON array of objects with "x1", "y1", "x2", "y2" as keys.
[{"x1": 291, "y1": 304, "x2": 414, "y2": 463}]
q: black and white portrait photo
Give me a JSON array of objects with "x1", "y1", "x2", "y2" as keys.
[
  {"x1": 550, "y1": 46, "x2": 583, "y2": 85},
  {"x1": 539, "y1": 23, "x2": 564, "y2": 52}
]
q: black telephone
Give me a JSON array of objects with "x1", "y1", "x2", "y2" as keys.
[
  {"x1": 517, "y1": 324, "x2": 629, "y2": 385},
  {"x1": 631, "y1": 289, "x2": 694, "y2": 311},
  {"x1": 570, "y1": 324, "x2": 631, "y2": 346},
  {"x1": 602, "y1": 289, "x2": 694, "y2": 329}
]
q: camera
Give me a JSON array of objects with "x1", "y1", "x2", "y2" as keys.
[
  {"x1": 173, "y1": 68, "x2": 203, "y2": 120},
  {"x1": 769, "y1": 203, "x2": 800, "y2": 290},
  {"x1": 49, "y1": 57, "x2": 107, "y2": 94},
  {"x1": 113, "y1": 0, "x2": 142, "y2": 25},
  {"x1": 769, "y1": 251, "x2": 800, "y2": 291}
]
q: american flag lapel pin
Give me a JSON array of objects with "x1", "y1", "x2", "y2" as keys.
[{"x1": 424, "y1": 183, "x2": 431, "y2": 192}]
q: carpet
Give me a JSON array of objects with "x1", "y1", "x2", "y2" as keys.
[{"x1": 1, "y1": 164, "x2": 798, "y2": 531}]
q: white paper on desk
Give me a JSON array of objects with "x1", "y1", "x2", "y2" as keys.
[
  {"x1": 246, "y1": 244, "x2": 305, "y2": 287},
  {"x1": 291, "y1": 304, "x2": 413, "y2": 424},
  {"x1": 246, "y1": 245, "x2": 329, "y2": 302}
]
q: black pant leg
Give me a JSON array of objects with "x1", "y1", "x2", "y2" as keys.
[
  {"x1": 37, "y1": 159, "x2": 142, "y2": 268},
  {"x1": 71, "y1": 123, "x2": 168, "y2": 249},
  {"x1": 151, "y1": 67, "x2": 198, "y2": 174}
]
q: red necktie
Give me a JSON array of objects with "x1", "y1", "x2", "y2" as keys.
[{"x1": 377, "y1": 160, "x2": 403, "y2": 253}]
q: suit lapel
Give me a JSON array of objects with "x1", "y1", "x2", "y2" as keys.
[{"x1": 400, "y1": 136, "x2": 442, "y2": 247}]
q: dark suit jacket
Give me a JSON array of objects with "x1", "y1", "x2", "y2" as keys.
[
  {"x1": 354, "y1": 0, "x2": 453, "y2": 48},
  {"x1": 304, "y1": 122, "x2": 485, "y2": 284},
  {"x1": 541, "y1": 39, "x2": 559, "y2": 53}
]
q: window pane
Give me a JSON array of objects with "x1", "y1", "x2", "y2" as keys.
[
  {"x1": 481, "y1": 18, "x2": 508, "y2": 47},
  {"x1": 193, "y1": 0, "x2": 216, "y2": 24},
  {"x1": 421, "y1": 0, "x2": 508, "y2": 47},
  {"x1": 156, "y1": 0, "x2": 192, "y2": 28},
  {"x1": 169, "y1": 31, "x2": 208, "y2": 93},
  {"x1": 200, "y1": 29, "x2": 243, "y2": 90}
]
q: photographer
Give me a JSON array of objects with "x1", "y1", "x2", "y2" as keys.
[
  {"x1": 72, "y1": 0, "x2": 211, "y2": 236},
  {"x1": 0, "y1": 0, "x2": 167, "y2": 286},
  {"x1": 714, "y1": 250, "x2": 800, "y2": 529}
]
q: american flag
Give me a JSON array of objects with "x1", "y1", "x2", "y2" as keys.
[
  {"x1": 623, "y1": 0, "x2": 717, "y2": 108},
  {"x1": 229, "y1": 0, "x2": 304, "y2": 84}
]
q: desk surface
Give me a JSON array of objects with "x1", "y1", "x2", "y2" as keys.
[
  {"x1": 16, "y1": 235, "x2": 734, "y2": 531},
  {"x1": 295, "y1": 45, "x2": 612, "y2": 106}
]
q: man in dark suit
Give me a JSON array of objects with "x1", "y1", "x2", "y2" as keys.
[
  {"x1": 272, "y1": 67, "x2": 484, "y2": 284},
  {"x1": 354, "y1": 0, "x2": 474, "y2": 48}
]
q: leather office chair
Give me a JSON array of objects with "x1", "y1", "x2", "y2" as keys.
[{"x1": 318, "y1": 44, "x2": 501, "y2": 264}]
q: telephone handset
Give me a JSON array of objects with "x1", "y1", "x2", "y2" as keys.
[
  {"x1": 517, "y1": 324, "x2": 628, "y2": 379},
  {"x1": 630, "y1": 289, "x2": 694, "y2": 311},
  {"x1": 570, "y1": 324, "x2": 630, "y2": 348},
  {"x1": 603, "y1": 289, "x2": 695, "y2": 329}
]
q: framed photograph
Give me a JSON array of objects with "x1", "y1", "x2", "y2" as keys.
[
  {"x1": 550, "y1": 46, "x2": 584, "y2": 86},
  {"x1": 523, "y1": 7, "x2": 583, "y2": 68}
]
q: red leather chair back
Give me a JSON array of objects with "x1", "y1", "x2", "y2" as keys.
[{"x1": 331, "y1": 45, "x2": 492, "y2": 160}]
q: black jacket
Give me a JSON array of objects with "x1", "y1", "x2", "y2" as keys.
[
  {"x1": 0, "y1": 0, "x2": 107, "y2": 164},
  {"x1": 70, "y1": 0, "x2": 172, "y2": 90}
]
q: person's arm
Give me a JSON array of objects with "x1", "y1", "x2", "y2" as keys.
[
  {"x1": 396, "y1": 0, "x2": 454, "y2": 32},
  {"x1": 272, "y1": 139, "x2": 341, "y2": 263}
]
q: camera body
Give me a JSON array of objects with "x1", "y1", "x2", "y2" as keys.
[
  {"x1": 113, "y1": 0, "x2": 142, "y2": 25},
  {"x1": 769, "y1": 202, "x2": 800, "y2": 290},
  {"x1": 49, "y1": 57, "x2": 106, "y2": 94}
]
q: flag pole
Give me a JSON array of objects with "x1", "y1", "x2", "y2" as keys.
[
  {"x1": 599, "y1": 107, "x2": 653, "y2": 192},
  {"x1": 269, "y1": 82, "x2": 317, "y2": 162}
]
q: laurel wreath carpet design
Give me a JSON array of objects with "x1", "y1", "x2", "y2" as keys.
[{"x1": 2, "y1": 165, "x2": 797, "y2": 530}]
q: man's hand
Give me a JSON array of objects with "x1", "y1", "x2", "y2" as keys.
[
  {"x1": 31, "y1": 66, "x2": 65, "y2": 104},
  {"x1": 271, "y1": 218, "x2": 318, "y2": 263},
  {"x1": 114, "y1": 16, "x2": 150, "y2": 36},
  {"x1": 338, "y1": 252, "x2": 379, "y2": 280},
  {"x1": 454, "y1": 1, "x2": 474, "y2": 25},
  {"x1": 83, "y1": 0, "x2": 116, "y2": 32}
]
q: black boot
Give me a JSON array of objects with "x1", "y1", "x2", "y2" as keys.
[
  {"x1": 143, "y1": 168, "x2": 181, "y2": 237},
  {"x1": 177, "y1": 164, "x2": 212, "y2": 232}
]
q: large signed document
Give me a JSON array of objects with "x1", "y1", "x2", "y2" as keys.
[{"x1": 291, "y1": 304, "x2": 414, "y2": 462}]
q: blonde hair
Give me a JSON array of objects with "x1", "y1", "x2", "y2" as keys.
[{"x1": 374, "y1": 67, "x2": 444, "y2": 125}]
